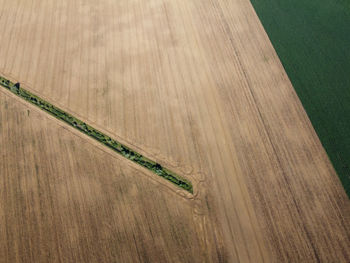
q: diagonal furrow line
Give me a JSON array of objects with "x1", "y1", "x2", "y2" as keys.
[{"x1": 0, "y1": 75, "x2": 193, "y2": 193}]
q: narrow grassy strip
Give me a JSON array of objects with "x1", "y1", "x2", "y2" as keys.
[{"x1": 0, "y1": 75, "x2": 193, "y2": 193}]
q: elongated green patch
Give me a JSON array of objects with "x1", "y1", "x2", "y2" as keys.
[{"x1": 0, "y1": 75, "x2": 193, "y2": 193}]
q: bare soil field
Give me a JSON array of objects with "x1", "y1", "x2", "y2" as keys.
[
  {"x1": 0, "y1": 90, "x2": 224, "y2": 262},
  {"x1": 0, "y1": 0, "x2": 350, "y2": 262}
]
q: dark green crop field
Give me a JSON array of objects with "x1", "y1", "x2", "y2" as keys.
[{"x1": 250, "y1": 0, "x2": 350, "y2": 196}]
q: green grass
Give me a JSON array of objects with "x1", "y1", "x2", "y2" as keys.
[
  {"x1": 250, "y1": 0, "x2": 350, "y2": 196},
  {"x1": 0, "y1": 76, "x2": 193, "y2": 194}
]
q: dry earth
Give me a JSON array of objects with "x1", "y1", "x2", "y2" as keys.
[
  {"x1": 0, "y1": 90, "x2": 224, "y2": 262},
  {"x1": 0, "y1": 0, "x2": 349, "y2": 262}
]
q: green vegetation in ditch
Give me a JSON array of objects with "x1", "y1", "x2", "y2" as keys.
[
  {"x1": 0, "y1": 75, "x2": 193, "y2": 193},
  {"x1": 250, "y1": 0, "x2": 350, "y2": 197}
]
